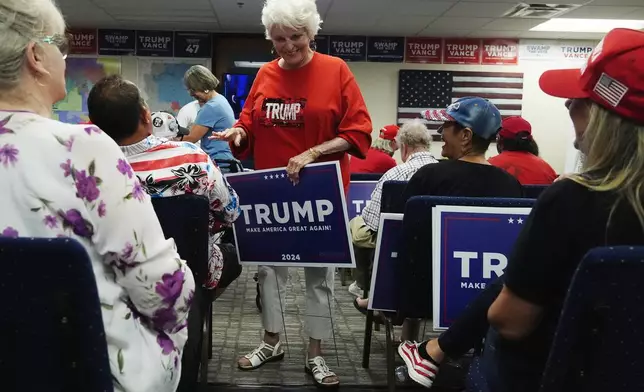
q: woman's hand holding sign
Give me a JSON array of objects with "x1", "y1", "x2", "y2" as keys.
[
  {"x1": 210, "y1": 127, "x2": 247, "y2": 146},
  {"x1": 286, "y1": 148, "x2": 321, "y2": 185}
]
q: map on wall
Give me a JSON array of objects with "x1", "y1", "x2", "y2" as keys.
[
  {"x1": 53, "y1": 57, "x2": 121, "y2": 124},
  {"x1": 137, "y1": 59, "x2": 209, "y2": 114}
]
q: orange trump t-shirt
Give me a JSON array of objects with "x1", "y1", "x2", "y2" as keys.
[{"x1": 231, "y1": 53, "x2": 372, "y2": 190}]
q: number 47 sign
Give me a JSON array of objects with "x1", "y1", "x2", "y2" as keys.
[{"x1": 174, "y1": 32, "x2": 212, "y2": 58}]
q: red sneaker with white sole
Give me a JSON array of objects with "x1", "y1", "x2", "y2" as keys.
[{"x1": 398, "y1": 341, "x2": 440, "y2": 388}]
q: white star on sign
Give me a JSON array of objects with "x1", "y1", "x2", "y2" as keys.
[
  {"x1": 269, "y1": 175, "x2": 274, "y2": 179},
  {"x1": 518, "y1": 218, "x2": 524, "y2": 224},
  {"x1": 264, "y1": 175, "x2": 268, "y2": 180},
  {"x1": 281, "y1": 173, "x2": 286, "y2": 178},
  {"x1": 508, "y1": 218, "x2": 514, "y2": 224}
]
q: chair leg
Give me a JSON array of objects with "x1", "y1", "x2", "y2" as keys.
[
  {"x1": 207, "y1": 302, "x2": 213, "y2": 360},
  {"x1": 385, "y1": 318, "x2": 396, "y2": 392},
  {"x1": 199, "y1": 305, "x2": 209, "y2": 387},
  {"x1": 362, "y1": 309, "x2": 374, "y2": 369}
]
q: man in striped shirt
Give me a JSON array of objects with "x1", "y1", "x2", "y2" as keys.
[
  {"x1": 87, "y1": 75, "x2": 242, "y2": 293},
  {"x1": 349, "y1": 119, "x2": 438, "y2": 299}
]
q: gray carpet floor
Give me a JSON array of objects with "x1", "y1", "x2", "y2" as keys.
[{"x1": 206, "y1": 266, "x2": 440, "y2": 387}]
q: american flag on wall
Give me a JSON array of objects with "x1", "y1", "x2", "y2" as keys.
[{"x1": 397, "y1": 70, "x2": 524, "y2": 133}]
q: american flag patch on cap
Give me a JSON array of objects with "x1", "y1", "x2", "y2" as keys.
[{"x1": 593, "y1": 73, "x2": 628, "y2": 107}]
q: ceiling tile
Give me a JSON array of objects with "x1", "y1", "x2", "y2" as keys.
[
  {"x1": 327, "y1": 0, "x2": 456, "y2": 16},
  {"x1": 418, "y1": 28, "x2": 471, "y2": 37},
  {"x1": 561, "y1": 5, "x2": 640, "y2": 18},
  {"x1": 427, "y1": 17, "x2": 495, "y2": 29},
  {"x1": 467, "y1": 30, "x2": 524, "y2": 38},
  {"x1": 586, "y1": 0, "x2": 644, "y2": 5},
  {"x1": 481, "y1": 17, "x2": 545, "y2": 31},
  {"x1": 443, "y1": 2, "x2": 516, "y2": 18},
  {"x1": 625, "y1": 7, "x2": 644, "y2": 19}
]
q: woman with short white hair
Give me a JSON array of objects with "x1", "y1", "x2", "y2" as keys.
[
  {"x1": 0, "y1": 1, "x2": 195, "y2": 391},
  {"x1": 213, "y1": 0, "x2": 373, "y2": 387}
]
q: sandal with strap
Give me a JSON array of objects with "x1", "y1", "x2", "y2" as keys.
[
  {"x1": 238, "y1": 341, "x2": 285, "y2": 370},
  {"x1": 305, "y1": 355, "x2": 340, "y2": 388}
]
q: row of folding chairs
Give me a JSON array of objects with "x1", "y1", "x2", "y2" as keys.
[{"x1": 360, "y1": 180, "x2": 644, "y2": 392}]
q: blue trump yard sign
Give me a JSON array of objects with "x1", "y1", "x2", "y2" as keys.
[
  {"x1": 347, "y1": 181, "x2": 377, "y2": 220},
  {"x1": 432, "y1": 205, "x2": 532, "y2": 330},
  {"x1": 225, "y1": 162, "x2": 355, "y2": 268},
  {"x1": 368, "y1": 213, "x2": 404, "y2": 312}
]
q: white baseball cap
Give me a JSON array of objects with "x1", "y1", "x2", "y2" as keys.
[{"x1": 151, "y1": 111, "x2": 190, "y2": 139}]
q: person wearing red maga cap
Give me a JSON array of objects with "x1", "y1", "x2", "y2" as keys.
[
  {"x1": 210, "y1": 0, "x2": 372, "y2": 387},
  {"x1": 350, "y1": 124, "x2": 399, "y2": 174},
  {"x1": 488, "y1": 116, "x2": 557, "y2": 185},
  {"x1": 484, "y1": 28, "x2": 644, "y2": 392},
  {"x1": 398, "y1": 28, "x2": 644, "y2": 392}
]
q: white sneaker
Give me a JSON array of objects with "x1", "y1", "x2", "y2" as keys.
[{"x1": 348, "y1": 281, "x2": 364, "y2": 297}]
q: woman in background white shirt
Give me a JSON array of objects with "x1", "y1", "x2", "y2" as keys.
[{"x1": 0, "y1": 0, "x2": 195, "y2": 391}]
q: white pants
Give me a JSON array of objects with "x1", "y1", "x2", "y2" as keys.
[{"x1": 258, "y1": 266, "x2": 334, "y2": 341}]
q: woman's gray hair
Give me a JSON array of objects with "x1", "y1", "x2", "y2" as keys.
[
  {"x1": 261, "y1": 0, "x2": 322, "y2": 40},
  {"x1": 396, "y1": 119, "x2": 432, "y2": 149},
  {"x1": 0, "y1": 0, "x2": 65, "y2": 91},
  {"x1": 183, "y1": 65, "x2": 219, "y2": 93}
]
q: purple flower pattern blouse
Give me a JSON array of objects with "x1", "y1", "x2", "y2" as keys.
[{"x1": 0, "y1": 111, "x2": 196, "y2": 392}]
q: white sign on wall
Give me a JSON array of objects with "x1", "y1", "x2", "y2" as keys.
[{"x1": 519, "y1": 39, "x2": 598, "y2": 62}]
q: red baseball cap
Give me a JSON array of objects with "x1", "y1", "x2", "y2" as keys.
[
  {"x1": 379, "y1": 124, "x2": 399, "y2": 141},
  {"x1": 539, "y1": 28, "x2": 644, "y2": 124},
  {"x1": 499, "y1": 116, "x2": 532, "y2": 140}
]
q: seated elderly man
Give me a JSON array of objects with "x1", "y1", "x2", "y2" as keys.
[
  {"x1": 348, "y1": 119, "x2": 438, "y2": 298},
  {"x1": 87, "y1": 74, "x2": 242, "y2": 296}
]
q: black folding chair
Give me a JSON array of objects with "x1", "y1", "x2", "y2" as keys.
[
  {"x1": 389, "y1": 196, "x2": 536, "y2": 392},
  {"x1": 361, "y1": 180, "x2": 409, "y2": 369},
  {"x1": 0, "y1": 237, "x2": 113, "y2": 392},
  {"x1": 351, "y1": 173, "x2": 384, "y2": 182},
  {"x1": 151, "y1": 195, "x2": 210, "y2": 391}
]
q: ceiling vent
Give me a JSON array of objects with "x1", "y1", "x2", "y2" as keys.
[{"x1": 503, "y1": 3, "x2": 581, "y2": 18}]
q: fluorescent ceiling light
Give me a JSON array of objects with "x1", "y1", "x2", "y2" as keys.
[
  {"x1": 531, "y1": 18, "x2": 644, "y2": 33},
  {"x1": 234, "y1": 61, "x2": 267, "y2": 68}
]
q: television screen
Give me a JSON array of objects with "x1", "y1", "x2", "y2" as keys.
[{"x1": 223, "y1": 73, "x2": 256, "y2": 119}]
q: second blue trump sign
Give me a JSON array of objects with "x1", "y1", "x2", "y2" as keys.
[{"x1": 225, "y1": 162, "x2": 356, "y2": 268}]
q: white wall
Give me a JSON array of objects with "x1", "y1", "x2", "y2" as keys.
[{"x1": 348, "y1": 58, "x2": 585, "y2": 174}]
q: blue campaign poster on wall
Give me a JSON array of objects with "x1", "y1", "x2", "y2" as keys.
[
  {"x1": 347, "y1": 181, "x2": 377, "y2": 220},
  {"x1": 432, "y1": 205, "x2": 532, "y2": 330},
  {"x1": 368, "y1": 213, "x2": 404, "y2": 312},
  {"x1": 98, "y1": 29, "x2": 135, "y2": 56},
  {"x1": 136, "y1": 30, "x2": 174, "y2": 57},
  {"x1": 174, "y1": 31, "x2": 212, "y2": 58},
  {"x1": 225, "y1": 162, "x2": 355, "y2": 268},
  {"x1": 314, "y1": 35, "x2": 330, "y2": 55},
  {"x1": 329, "y1": 36, "x2": 367, "y2": 62},
  {"x1": 367, "y1": 37, "x2": 405, "y2": 62}
]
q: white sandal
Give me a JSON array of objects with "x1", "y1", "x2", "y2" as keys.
[
  {"x1": 238, "y1": 341, "x2": 285, "y2": 370},
  {"x1": 305, "y1": 355, "x2": 340, "y2": 388}
]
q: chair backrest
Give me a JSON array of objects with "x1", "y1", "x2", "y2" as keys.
[
  {"x1": 523, "y1": 184, "x2": 549, "y2": 199},
  {"x1": 214, "y1": 158, "x2": 244, "y2": 173},
  {"x1": 151, "y1": 194, "x2": 210, "y2": 286},
  {"x1": 539, "y1": 246, "x2": 644, "y2": 392},
  {"x1": 351, "y1": 173, "x2": 383, "y2": 182},
  {"x1": 397, "y1": 196, "x2": 536, "y2": 319},
  {"x1": 380, "y1": 180, "x2": 408, "y2": 213},
  {"x1": 0, "y1": 237, "x2": 113, "y2": 392}
]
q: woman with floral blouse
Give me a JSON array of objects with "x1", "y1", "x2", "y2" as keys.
[{"x1": 0, "y1": 1, "x2": 195, "y2": 391}]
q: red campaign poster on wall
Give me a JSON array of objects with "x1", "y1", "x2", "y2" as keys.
[
  {"x1": 444, "y1": 39, "x2": 481, "y2": 64},
  {"x1": 405, "y1": 37, "x2": 442, "y2": 63},
  {"x1": 482, "y1": 39, "x2": 519, "y2": 65},
  {"x1": 67, "y1": 28, "x2": 98, "y2": 55}
]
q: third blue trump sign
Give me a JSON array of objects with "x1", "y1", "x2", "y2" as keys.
[
  {"x1": 225, "y1": 162, "x2": 355, "y2": 268},
  {"x1": 432, "y1": 205, "x2": 532, "y2": 330}
]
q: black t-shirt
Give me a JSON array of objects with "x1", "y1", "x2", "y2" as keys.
[
  {"x1": 401, "y1": 159, "x2": 524, "y2": 204},
  {"x1": 498, "y1": 178, "x2": 644, "y2": 385}
]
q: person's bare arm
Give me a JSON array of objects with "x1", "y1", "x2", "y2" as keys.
[
  {"x1": 182, "y1": 124, "x2": 209, "y2": 143},
  {"x1": 488, "y1": 285, "x2": 543, "y2": 340}
]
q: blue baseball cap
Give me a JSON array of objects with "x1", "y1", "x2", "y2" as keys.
[{"x1": 421, "y1": 96, "x2": 502, "y2": 140}]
